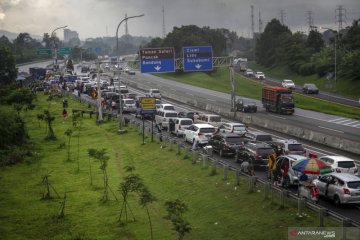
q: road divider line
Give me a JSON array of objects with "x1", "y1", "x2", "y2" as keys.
[
  {"x1": 271, "y1": 115, "x2": 286, "y2": 120},
  {"x1": 318, "y1": 126, "x2": 344, "y2": 133},
  {"x1": 328, "y1": 117, "x2": 346, "y2": 122},
  {"x1": 343, "y1": 121, "x2": 359, "y2": 126}
]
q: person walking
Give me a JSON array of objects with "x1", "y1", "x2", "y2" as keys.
[{"x1": 240, "y1": 159, "x2": 249, "y2": 174}]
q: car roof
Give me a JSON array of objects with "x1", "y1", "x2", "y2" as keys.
[
  {"x1": 224, "y1": 122, "x2": 246, "y2": 126},
  {"x1": 327, "y1": 172, "x2": 360, "y2": 182},
  {"x1": 220, "y1": 132, "x2": 242, "y2": 137},
  {"x1": 285, "y1": 155, "x2": 309, "y2": 161},
  {"x1": 320, "y1": 156, "x2": 354, "y2": 162},
  {"x1": 247, "y1": 131, "x2": 269, "y2": 135},
  {"x1": 192, "y1": 124, "x2": 215, "y2": 128}
]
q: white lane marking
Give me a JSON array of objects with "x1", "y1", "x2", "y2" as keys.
[
  {"x1": 333, "y1": 119, "x2": 353, "y2": 124},
  {"x1": 353, "y1": 124, "x2": 360, "y2": 128},
  {"x1": 272, "y1": 115, "x2": 286, "y2": 120},
  {"x1": 318, "y1": 126, "x2": 344, "y2": 133},
  {"x1": 328, "y1": 117, "x2": 346, "y2": 122},
  {"x1": 343, "y1": 121, "x2": 360, "y2": 126},
  {"x1": 207, "y1": 99, "x2": 216, "y2": 102},
  {"x1": 186, "y1": 93, "x2": 194, "y2": 96}
]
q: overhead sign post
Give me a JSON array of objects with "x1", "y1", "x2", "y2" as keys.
[
  {"x1": 183, "y1": 46, "x2": 213, "y2": 72},
  {"x1": 37, "y1": 48, "x2": 52, "y2": 55},
  {"x1": 140, "y1": 97, "x2": 156, "y2": 114},
  {"x1": 140, "y1": 47, "x2": 175, "y2": 73},
  {"x1": 58, "y1": 47, "x2": 72, "y2": 55}
]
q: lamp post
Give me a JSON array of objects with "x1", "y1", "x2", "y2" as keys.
[
  {"x1": 320, "y1": 27, "x2": 337, "y2": 90},
  {"x1": 115, "y1": 14, "x2": 144, "y2": 134},
  {"x1": 50, "y1": 25, "x2": 67, "y2": 70}
]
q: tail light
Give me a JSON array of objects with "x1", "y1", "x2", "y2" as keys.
[
  {"x1": 355, "y1": 168, "x2": 358, "y2": 173},
  {"x1": 255, "y1": 153, "x2": 262, "y2": 158},
  {"x1": 223, "y1": 143, "x2": 230, "y2": 150},
  {"x1": 198, "y1": 132, "x2": 204, "y2": 137},
  {"x1": 178, "y1": 125, "x2": 181, "y2": 129},
  {"x1": 336, "y1": 168, "x2": 341, "y2": 173},
  {"x1": 343, "y1": 188, "x2": 351, "y2": 195}
]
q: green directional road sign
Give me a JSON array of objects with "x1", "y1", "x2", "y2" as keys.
[
  {"x1": 58, "y1": 47, "x2": 72, "y2": 55},
  {"x1": 37, "y1": 48, "x2": 52, "y2": 55}
]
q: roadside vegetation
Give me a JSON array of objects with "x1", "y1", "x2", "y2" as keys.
[
  {"x1": 0, "y1": 93, "x2": 339, "y2": 239},
  {"x1": 157, "y1": 68, "x2": 360, "y2": 120}
]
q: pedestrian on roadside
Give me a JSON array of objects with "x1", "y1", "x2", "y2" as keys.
[
  {"x1": 62, "y1": 109, "x2": 68, "y2": 120},
  {"x1": 240, "y1": 159, "x2": 249, "y2": 174}
]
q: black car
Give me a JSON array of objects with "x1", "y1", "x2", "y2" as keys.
[
  {"x1": 207, "y1": 133, "x2": 245, "y2": 157},
  {"x1": 237, "y1": 141, "x2": 274, "y2": 168},
  {"x1": 236, "y1": 98, "x2": 257, "y2": 112},
  {"x1": 302, "y1": 83, "x2": 319, "y2": 94}
]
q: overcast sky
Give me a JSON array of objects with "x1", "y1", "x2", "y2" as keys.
[{"x1": 1, "y1": 0, "x2": 359, "y2": 40}]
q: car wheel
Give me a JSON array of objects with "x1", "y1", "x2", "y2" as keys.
[
  {"x1": 219, "y1": 149, "x2": 224, "y2": 157},
  {"x1": 283, "y1": 176, "x2": 290, "y2": 188},
  {"x1": 334, "y1": 195, "x2": 341, "y2": 207}
]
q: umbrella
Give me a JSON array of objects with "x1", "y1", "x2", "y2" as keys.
[{"x1": 292, "y1": 158, "x2": 333, "y2": 175}]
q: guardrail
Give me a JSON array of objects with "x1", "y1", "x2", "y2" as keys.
[{"x1": 63, "y1": 89, "x2": 360, "y2": 229}]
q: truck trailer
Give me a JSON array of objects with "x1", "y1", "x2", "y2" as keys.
[{"x1": 262, "y1": 86, "x2": 294, "y2": 114}]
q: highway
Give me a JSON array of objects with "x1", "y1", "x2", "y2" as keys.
[{"x1": 22, "y1": 61, "x2": 360, "y2": 225}]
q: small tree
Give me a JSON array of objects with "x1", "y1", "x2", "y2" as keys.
[
  {"x1": 36, "y1": 113, "x2": 44, "y2": 127},
  {"x1": 72, "y1": 114, "x2": 82, "y2": 172},
  {"x1": 139, "y1": 186, "x2": 156, "y2": 240},
  {"x1": 44, "y1": 110, "x2": 56, "y2": 140},
  {"x1": 41, "y1": 171, "x2": 60, "y2": 200},
  {"x1": 165, "y1": 199, "x2": 191, "y2": 240},
  {"x1": 64, "y1": 128, "x2": 73, "y2": 162}
]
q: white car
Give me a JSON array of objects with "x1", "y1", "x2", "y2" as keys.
[
  {"x1": 171, "y1": 118, "x2": 193, "y2": 137},
  {"x1": 282, "y1": 79, "x2": 295, "y2": 89},
  {"x1": 184, "y1": 124, "x2": 215, "y2": 146},
  {"x1": 245, "y1": 69, "x2": 254, "y2": 77},
  {"x1": 217, "y1": 122, "x2": 247, "y2": 135},
  {"x1": 320, "y1": 156, "x2": 358, "y2": 175},
  {"x1": 158, "y1": 103, "x2": 175, "y2": 111},
  {"x1": 121, "y1": 98, "x2": 136, "y2": 113},
  {"x1": 148, "y1": 89, "x2": 161, "y2": 99},
  {"x1": 254, "y1": 72, "x2": 265, "y2": 79}
]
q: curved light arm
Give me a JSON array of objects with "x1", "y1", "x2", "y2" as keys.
[
  {"x1": 116, "y1": 14, "x2": 144, "y2": 56},
  {"x1": 51, "y1": 25, "x2": 68, "y2": 37}
]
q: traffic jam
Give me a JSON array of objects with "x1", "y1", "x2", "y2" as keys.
[{"x1": 36, "y1": 58, "x2": 360, "y2": 211}]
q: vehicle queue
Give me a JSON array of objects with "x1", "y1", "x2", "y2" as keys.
[{"x1": 39, "y1": 60, "x2": 360, "y2": 208}]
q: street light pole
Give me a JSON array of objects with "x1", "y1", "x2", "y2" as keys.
[
  {"x1": 50, "y1": 25, "x2": 67, "y2": 71},
  {"x1": 115, "y1": 14, "x2": 144, "y2": 134}
]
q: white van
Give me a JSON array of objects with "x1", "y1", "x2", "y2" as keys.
[
  {"x1": 171, "y1": 118, "x2": 193, "y2": 137},
  {"x1": 155, "y1": 110, "x2": 178, "y2": 129},
  {"x1": 122, "y1": 98, "x2": 136, "y2": 113}
]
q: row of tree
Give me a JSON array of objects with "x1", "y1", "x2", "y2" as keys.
[{"x1": 255, "y1": 18, "x2": 360, "y2": 81}]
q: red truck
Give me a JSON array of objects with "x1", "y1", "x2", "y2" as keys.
[{"x1": 262, "y1": 86, "x2": 295, "y2": 114}]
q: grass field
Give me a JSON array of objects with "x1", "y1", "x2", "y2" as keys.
[
  {"x1": 156, "y1": 68, "x2": 360, "y2": 120},
  {"x1": 0, "y1": 93, "x2": 339, "y2": 239}
]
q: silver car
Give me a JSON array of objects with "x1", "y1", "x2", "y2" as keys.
[{"x1": 312, "y1": 173, "x2": 360, "y2": 206}]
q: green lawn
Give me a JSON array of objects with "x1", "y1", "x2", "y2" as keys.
[
  {"x1": 248, "y1": 62, "x2": 360, "y2": 99},
  {"x1": 0, "y1": 93, "x2": 339, "y2": 239},
  {"x1": 156, "y1": 68, "x2": 360, "y2": 120}
]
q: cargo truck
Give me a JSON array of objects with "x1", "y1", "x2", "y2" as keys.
[{"x1": 262, "y1": 86, "x2": 294, "y2": 114}]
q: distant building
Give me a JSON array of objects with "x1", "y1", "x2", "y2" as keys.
[{"x1": 63, "y1": 29, "x2": 79, "y2": 42}]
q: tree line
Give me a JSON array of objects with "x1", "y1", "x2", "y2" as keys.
[{"x1": 255, "y1": 18, "x2": 360, "y2": 82}]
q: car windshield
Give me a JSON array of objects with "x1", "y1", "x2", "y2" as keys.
[
  {"x1": 284, "y1": 80, "x2": 293, "y2": 84},
  {"x1": 165, "y1": 113, "x2": 177, "y2": 117},
  {"x1": 288, "y1": 144, "x2": 304, "y2": 151},
  {"x1": 180, "y1": 120, "x2": 193, "y2": 125},
  {"x1": 124, "y1": 100, "x2": 135, "y2": 104},
  {"x1": 257, "y1": 148, "x2": 274, "y2": 155},
  {"x1": 200, "y1": 128, "x2": 215, "y2": 134},
  {"x1": 226, "y1": 137, "x2": 243, "y2": 143},
  {"x1": 156, "y1": 100, "x2": 161, "y2": 104},
  {"x1": 347, "y1": 181, "x2": 360, "y2": 189},
  {"x1": 152, "y1": 90, "x2": 160, "y2": 93},
  {"x1": 280, "y1": 94, "x2": 294, "y2": 103},
  {"x1": 233, "y1": 125, "x2": 246, "y2": 131},
  {"x1": 164, "y1": 106, "x2": 175, "y2": 110},
  {"x1": 257, "y1": 135, "x2": 273, "y2": 141},
  {"x1": 209, "y1": 116, "x2": 221, "y2": 122},
  {"x1": 337, "y1": 161, "x2": 355, "y2": 168}
]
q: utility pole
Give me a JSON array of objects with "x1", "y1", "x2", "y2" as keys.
[
  {"x1": 306, "y1": 11, "x2": 314, "y2": 32},
  {"x1": 230, "y1": 60, "x2": 236, "y2": 113},
  {"x1": 280, "y1": 9, "x2": 286, "y2": 25},
  {"x1": 162, "y1": 5, "x2": 166, "y2": 38},
  {"x1": 96, "y1": 60, "x2": 103, "y2": 122},
  {"x1": 251, "y1": 5, "x2": 254, "y2": 38},
  {"x1": 259, "y1": 10, "x2": 263, "y2": 34},
  {"x1": 335, "y1": 5, "x2": 347, "y2": 31}
]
